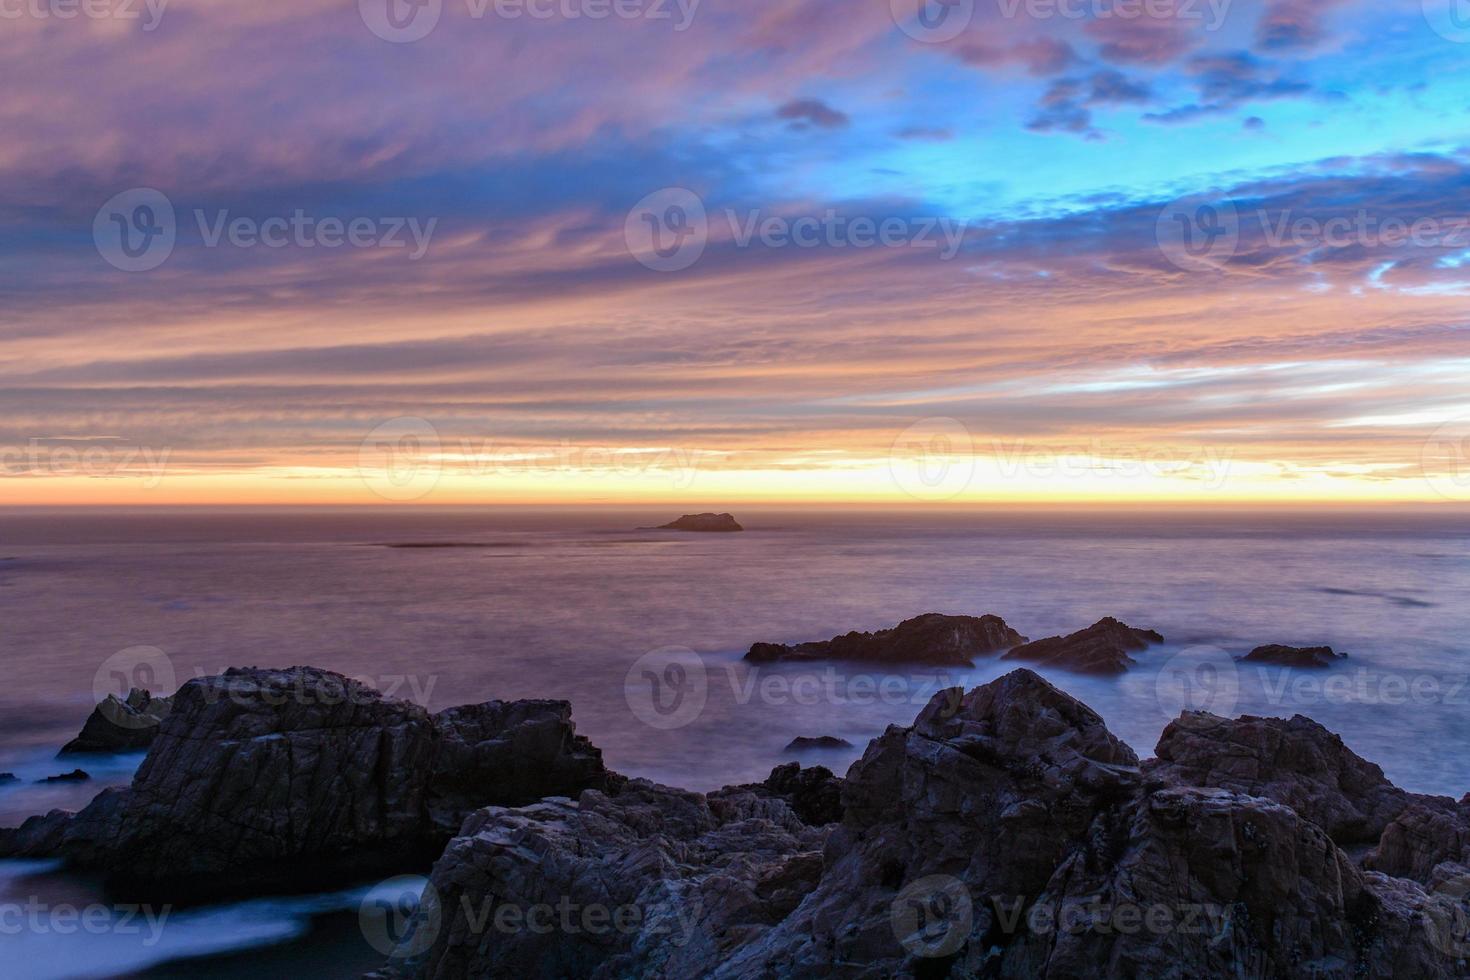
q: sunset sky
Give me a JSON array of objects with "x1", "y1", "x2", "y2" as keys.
[{"x1": 5, "y1": 0, "x2": 1470, "y2": 505}]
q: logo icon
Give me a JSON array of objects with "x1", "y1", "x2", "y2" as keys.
[
  {"x1": 889, "y1": 418, "x2": 976, "y2": 501},
  {"x1": 358, "y1": 417, "x2": 443, "y2": 501},
  {"x1": 360, "y1": 0, "x2": 442, "y2": 43},
  {"x1": 625, "y1": 646, "x2": 708, "y2": 730},
  {"x1": 1424, "y1": 0, "x2": 1470, "y2": 43},
  {"x1": 890, "y1": 0, "x2": 974, "y2": 43},
  {"x1": 891, "y1": 875, "x2": 972, "y2": 957},
  {"x1": 92, "y1": 646, "x2": 177, "y2": 728},
  {"x1": 359, "y1": 875, "x2": 443, "y2": 957},
  {"x1": 625, "y1": 188, "x2": 708, "y2": 272},
  {"x1": 1156, "y1": 195, "x2": 1239, "y2": 272},
  {"x1": 1154, "y1": 645, "x2": 1240, "y2": 728},
  {"x1": 94, "y1": 188, "x2": 176, "y2": 272},
  {"x1": 1422, "y1": 415, "x2": 1470, "y2": 502}
]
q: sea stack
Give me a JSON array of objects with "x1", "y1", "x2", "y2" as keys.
[{"x1": 652, "y1": 513, "x2": 744, "y2": 532}]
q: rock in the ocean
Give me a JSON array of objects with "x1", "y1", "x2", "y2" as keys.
[
  {"x1": 379, "y1": 667, "x2": 1470, "y2": 978},
  {"x1": 1240, "y1": 643, "x2": 1347, "y2": 668},
  {"x1": 651, "y1": 513, "x2": 743, "y2": 532},
  {"x1": 38, "y1": 770, "x2": 90, "y2": 783},
  {"x1": 59, "y1": 688, "x2": 173, "y2": 755},
  {"x1": 783, "y1": 735, "x2": 853, "y2": 751},
  {"x1": 0, "y1": 667, "x2": 612, "y2": 899},
  {"x1": 0, "y1": 773, "x2": 16, "y2": 784},
  {"x1": 1001, "y1": 616, "x2": 1162, "y2": 673},
  {"x1": 747, "y1": 612, "x2": 1027, "y2": 667}
]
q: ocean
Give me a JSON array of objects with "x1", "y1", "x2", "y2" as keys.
[{"x1": 0, "y1": 506, "x2": 1467, "y2": 977}]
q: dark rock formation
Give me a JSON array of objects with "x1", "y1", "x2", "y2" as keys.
[
  {"x1": 0, "y1": 667, "x2": 612, "y2": 900},
  {"x1": 747, "y1": 612, "x2": 1027, "y2": 667},
  {"x1": 783, "y1": 736, "x2": 853, "y2": 751},
  {"x1": 38, "y1": 769, "x2": 90, "y2": 784},
  {"x1": 1240, "y1": 643, "x2": 1347, "y2": 668},
  {"x1": 378, "y1": 668, "x2": 1470, "y2": 978},
  {"x1": 713, "y1": 763, "x2": 844, "y2": 827},
  {"x1": 1001, "y1": 616, "x2": 1162, "y2": 674},
  {"x1": 650, "y1": 513, "x2": 743, "y2": 532},
  {"x1": 59, "y1": 688, "x2": 173, "y2": 755},
  {"x1": 0, "y1": 773, "x2": 16, "y2": 784}
]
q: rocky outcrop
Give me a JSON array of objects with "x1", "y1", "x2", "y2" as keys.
[
  {"x1": 747, "y1": 613, "x2": 1027, "y2": 667},
  {"x1": 38, "y1": 769, "x2": 90, "y2": 783},
  {"x1": 1001, "y1": 616, "x2": 1162, "y2": 674},
  {"x1": 784, "y1": 736, "x2": 852, "y2": 751},
  {"x1": 1368, "y1": 796, "x2": 1470, "y2": 882},
  {"x1": 713, "y1": 763, "x2": 844, "y2": 827},
  {"x1": 651, "y1": 513, "x2": 743, "y2": 532},
  {"x1": 379, "y1": 668, "x2": 1470, "y2": 978},
  {"x1": 1240, "y1": 643, "x2": 1347, "y2": 668},
  {"x1": 0, "y1": 667, "x2": 612, "y2": 899},
  {"x1": 59, "y1": 688, "x2": 173, "y2": 755}
]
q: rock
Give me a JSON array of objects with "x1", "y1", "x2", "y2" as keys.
[
  {"x1": 0, "y1": 773, "x2": 16, "y2": 784},
  {"x1": 38, "y1": 770, "x2": 90, "y2": 784},
  {"x1": 378, "y1": 668, "x2": 1470, "y2": 978},
  {"x1": 713, "y1": 763, "x2": 844, "y2": 827},
  {"x1": 1001, "y1": 616, "x2": 1162, "y2": 674},
  {"x1": 1148, "y1": 711, "x2": 1411, "y2": 846},
  {"x1": 783, "y1": 736, "x2": 853, "y2": 751},
  {"x1": 59, "y1": 688, "x2": 173, "y2": 755},
  {"x1": 650, "y1": 513, "x2": 743, "y2": 532},
  {"x1": 1366, "y1": 796, "x2": 1470, "y2": 882},
  {"x1": 1240, "y1": 643, "x2": 1347, "y2": 668},
  {"x1": 746, "y1": 612, "x2": 1027, "y2": 667},
  {"x1": 0, "y1": 667, "x2": 612, "y2": 900}
]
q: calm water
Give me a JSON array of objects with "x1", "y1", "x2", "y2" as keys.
[{"x1": 0, "y1": 506, "x2": 1467, "y2": 977}]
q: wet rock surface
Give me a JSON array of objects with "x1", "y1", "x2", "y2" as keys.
[
  {"x1": 747, "y1": 612, "x2": 1027, "y2": 667},
  {"x1": 1001, "y1": 616, "x2": 1163, "y2": 674},
  {"x1": 1240, "y1": 643, "x2": 1348, "y2": 668}
]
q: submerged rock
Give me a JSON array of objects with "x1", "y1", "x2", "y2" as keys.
[
  {"x1": 650, "y1": 513, "x2": 744, "y2": 532},
  {"x1": 0, "y1": 667, "x2": 612, "y2": 899},
  {"x1": 59, "y1": 688, "x2": 173, "y2": 755},
  {"x1": 379, "y1": 667, "x2": 1470, "y2": 978},
  {"x1": 1001, "y1": 616, "x2": 1163, "y2": 674},
  {"x1": 747, "y1": 612, "x2": 1027, "y2": 667},
  {"x1": 1240, "y1": 643, "x2": 1347, "y2": 668}
]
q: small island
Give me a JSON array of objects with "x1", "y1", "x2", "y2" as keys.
[
  {"x1": 646, "y1": 513, "x2": 744, "y2": 533},
  {"x1": 1241, "y1": 644, "x2": 1347, "y2": 668}
]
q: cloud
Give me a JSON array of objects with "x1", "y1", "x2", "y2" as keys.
[
  {"x1": 1027, "y1": 70, "x2": 1153, "y2": 137},
  {"x1": 1255, "y1": 0, "x2": 1351, "y2": 50},
  {"x1": 775, "y1": 98, "x2": 851, "y2": 130}
]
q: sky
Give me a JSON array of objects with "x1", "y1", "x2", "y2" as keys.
[{"x1": 3, "y1": 0, "x2": 1470, "y2": 505}]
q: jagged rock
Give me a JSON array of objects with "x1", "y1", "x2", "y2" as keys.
[
  {"x1": 713, "y1": 763, "x2": 844, "y2": 827},
  {"x1": 1001, "y1": 616, "x2": 1162, "y2": 674},
  {"x1": 746, "y1": 613, "x2": 1027, "y2": 667},
  {"x1": 1240, "y1": 644, "x2": 1347, "y2": 668},
  {"x1": 37, "y1": 769, "x2": 90, "y2": 784},
  {"x1": 60, "y1": 688, "x2": 173, "y2": 755},
  {"x1": 1367, "y1": 796, "x2": 1470, "y2": 882},
  {"x1": 0, "y1": 667, "x2": 611, "y2": 899},
  {"x1": 379, "y1": 668, "x2": 1470, "y2": 978},
  {"x1": 1148, "y1": 711, "x2": 1411, "y2": 846},
  {"x1": 783, "y1": 736, "x2": 853, "y2": 751},
  {"x1": 650, "y1": 513, "x2": 743, "y2": 532}
]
